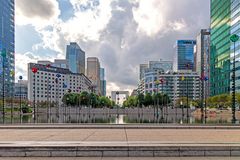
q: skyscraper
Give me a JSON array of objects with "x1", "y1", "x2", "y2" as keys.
[
  {"x1": 66, "y1": 42, "x2": 85, "y2": 74},
  {"x1": 210, "y1": 0, "x2": 231, "y2": 96},
  {"x1": 100, "y1": 68, "x2": 106, "y2": 96},
  {"x1": 139, "y1": 64, "x2": 148, "y2": 80},
  {"x1": 173, "y1": 40, "x2": 196, "y2": 71},
  {"x1": 87, "y1": 57, "x2": 100, "y2": 94},
  {"x1": 0, "y1": 0, "x2": 15, "y2": 97},
  {"x1": 195, "y1": 29, "x2": 211, "y2": 97},
  {"x1": 230, "y1": 0, "x2": 240, "y2": 93},
  {"x1": 149, "y1": 60, "x2": 173, "y2": 72}
]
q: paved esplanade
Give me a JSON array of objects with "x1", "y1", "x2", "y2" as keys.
[
  {"x1": 0, "y1": 125, "x2": 239, "y2": 143},
  {"x1": 0, "y1": 157, "x2": 239, "y2": 160},
  {"x1": 0, "y1": 125, "x2": 240, "y2": 157}
]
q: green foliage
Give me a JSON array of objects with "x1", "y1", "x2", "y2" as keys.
[
  {"x1": 80, "y1": 91, "x2": 89, "y2": 106},
  {"x1": 123, "y1": 96, "x2": 137, "y2": 108},
  {"x1": 144, "y1": 93, "x2": 153, "y2": 106},
  {"x1": 62, "y1": 92, "x2": 113, "y2": 108},
  {"x1": 21, "y1": 104, "x2": 32, "y2": 113},
  {"x1": 123, "y1": 93, "x2": 172, "y2": 107},
  {"x1": 175, "y1": 97, "x2": 194, "y2": 108},
  {"x1": 137, "y1": 93, "x2": 145, "y2": 106},
  {"x1": 98, "y1": 96, "x2": 112, "y2": 107},
  {"x1": 206, "y1": 93, "x2": 231, "y2": 109}
]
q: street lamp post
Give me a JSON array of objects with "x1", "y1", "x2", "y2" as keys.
[
  {"x1": 49, "y1": 85, "x2": 52, "y2": 123},
  {"x1": 55, "y1": 73, "x2": 61, "y2": 122},
  {"x1": 10, "y1": 70, "x2": 14, "y2": 123},
  {"x1": 204, "y1": 76, "x2": 209, "y2": 123},
  {"x1": 230, "y1": 34, "x2": 239, "y2": 123},
  {"x1": 19, "y1": 76, "x2": 23, "y2": 122},
  {"x1": 116, "y1": 91, "x2": 119, "y2": 118},
  {"x1": 45, "y1": 64, "x2": 51, "y2": 122},
  {"x1": 31, "y1": 67, "x2": 38, "y2": 123},
  {"x1": 155, "y1": 82, "x2": 160, "y2": 119},
  {"x1": 180, "y1": 76, "x2": 185, "y2": 119},
  {"x1": 181, "y1": 100, "x2": 184, "y2": 118},
  {"x1": 160, "y1": 78, "x2": 164, "y2": 120},
  {"x1": 186, "y1": 64, "x2": 190, "y2": 121},
  {"x1": 1, "y1": 49, "x2": 6, "y2": 123}
]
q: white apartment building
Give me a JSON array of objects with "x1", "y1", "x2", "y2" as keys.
[
  {"x1": 28, "y1": 63, "x2": 92, "y2": 103},
  {"x1": 138, "y1": 69, "x2": 201, "y2": 106}
]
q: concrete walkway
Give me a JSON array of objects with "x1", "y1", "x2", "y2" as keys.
[
  {"x1": 0, "y1": 125, "x2": 239, "y2": 157},
  {"x1": 0, "y1": 158, "x2": 239, "y2": 160}
]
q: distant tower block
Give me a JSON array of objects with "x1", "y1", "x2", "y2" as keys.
[{"x1": 111, "y1": 91, "x2": 130, "y2": 102}]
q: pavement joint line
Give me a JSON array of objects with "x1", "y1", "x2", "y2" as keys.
[
  {"x1": 0, "y1": 141, "x2": 240, "y2": 146},
  {"x1": 124, "y1": 128, "x2": 129, "y2": 157},
  {"x1": 82, "y1": 129, "x2": 98, "y2": 142}
]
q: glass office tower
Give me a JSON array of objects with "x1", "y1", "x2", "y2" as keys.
[
  {"x1": 66, "y1": 42, "x2": 85, "y2": 74},
  {"x1": 210, "y1": 0, "x2": 231, "y2": 96},
  {"x1": 230, "y1": 0, "x2": 240, "y2": 92},
  {"x1": 174, "y1": 40, "x2": 196, "y2": 71},
  {"x1": 100, "y1": 68, "x2": 106, "y2": 96},
  {"x1": 0, "y1": 0, "x2": 15, "y2": 98}
]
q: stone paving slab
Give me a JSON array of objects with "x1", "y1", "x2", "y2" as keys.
[
  {"x1": 0, "y1": 145, "x2": 239, "y2": 157},
  {"x1": 1, "y1": 124, "x2": 240, "y2": 129},
  {"x1": 0, "y1": 128, "x2": 239, "y2": 144},
  {"x1": 1, "y1": 158, "x2": 240, "y2": 160},
  {"x1": 0, "y1": 127, "x2": 239, "y2": 157}
]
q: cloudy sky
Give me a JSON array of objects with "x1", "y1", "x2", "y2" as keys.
[{"x1": 15, "y1": 0, "x2": 210, "y2": 95}]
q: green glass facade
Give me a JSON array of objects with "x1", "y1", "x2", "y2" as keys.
[{"x1": 210, "y1": 0, "x2": 231, "y2": 96}]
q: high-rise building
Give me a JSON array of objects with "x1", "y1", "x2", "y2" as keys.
[
  {"x1": 28, "y1": 63, "x2": 92, "y2": 103},
  {"x1": 52, "y1": 59, "x2": 69, "y2": 69},
  {"x1": 38, "y1": 59, "x2": 69, "y2": 69},
  {"x1": 66, "y1": 42, "x2": 85, "y2": 74},
  {"x1": 138, "y1": 69, "x2": 201, "y2": 106},
  {"x1": 87, "y1": 57, "x2": 100, "y2": 94},
  {"x1": 210, "y1": 0, "x2": 231, "y2": 96},
  {"x1": 149, "y1": 60, "x2": 173, "y2": 72},
  {"x1": 173, "y1": 40, "x2": 196, "y2": 71},
  {"x1": 0, "y1": 0, "x2": 15, "y2": 98},
  {"x1": 195, "y1": 29, "x2": 211, "y2": 98},
  {"x1": 139, "y1": 64, "x2": 148, "y2": 80},
  {"x1": 230, "y1": 0, "x2": 240, "y2": 93},
  {"x1": 100, "y1": 68, "x2": 106, "y2": 96},
  {"x1": 139, "y1": 60, "x2": 173, "y2": 82},
  {"x1": 14, "y1": 80, "x2": 28, "y2": 100}
]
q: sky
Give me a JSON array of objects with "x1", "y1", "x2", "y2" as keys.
[{"x1": 15, "y1": 0, "x2": 210, "y2": 95}]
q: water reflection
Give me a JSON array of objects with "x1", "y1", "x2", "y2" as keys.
[{"x1": 0, "y1": 108, "x2": 236, "y2": 124}]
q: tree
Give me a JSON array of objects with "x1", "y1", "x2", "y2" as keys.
[
  {"x1": 162, "y1": 94, "x2": 171, "y2": 105},
  {"x1": 137, "y1": 93, "x2": 145, "y2": 107},
  {"x1": 80, "y1": 91, "x2": 89, "y2": 106},
  {"x1": 89, "y1": 92, "x2": 98, "y2": 108},
  {"x1": 153, "y1": 93, "x2": 164, "y2": 105},
  {"x1": 98, "y1": 96, "x2": 111, "y2": 108},
  {"x1": 122, "y1": 96, "x2": 137, "y2": 107},
  {"x1": 144, "y1": 93, "x2": 153, "y2": 106}
]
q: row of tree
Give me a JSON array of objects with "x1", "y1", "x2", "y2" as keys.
[
  {"x1": 206, "y1": 93, "x2": 240, "y2": 109},
  {"x1": 174, "y1": 93, "x2": 240, "y2": 109},
  {"x1": 62, "y1": 91, "x2": 115, "y2": 108},
  {"x1": 123, "y1": 93, "x2": 240, "y2": 109},
  {"x1": 122, "y1": 93, "x2": 171, "y2": 108}
]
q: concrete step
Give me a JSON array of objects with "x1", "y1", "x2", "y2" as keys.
[{"x1": 0, "y1": 141, "x2": 239, "y2": 157}]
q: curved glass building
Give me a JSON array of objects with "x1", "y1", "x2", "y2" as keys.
[{"x1": 0, "y1": 0, "x2": 15, "y2": 98}]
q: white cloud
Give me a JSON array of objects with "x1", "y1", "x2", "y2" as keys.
[
  {"x1": 15, "y1": 52, "x2": 55, "y2": 81},
  {"x1": 15, "y1": 0, "x2": 210, "y2": 94},
  {"x1": 106, "y1": 82, "x2": 132, "y2": 96},
  {"x1": 132, "y1": 0, "x2": 169, "y2": 36},
  {"x1": 169, "y1": 19, "x2": 187, "y2": 31},
  {"x1": 16, "y1": 0, "x2": 60, "y2": 28},
  {"x1": 62, "y1": 0, "x2": 113, "y2": 41}
]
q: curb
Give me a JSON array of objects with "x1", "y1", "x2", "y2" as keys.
[{"x1": 0, "y1": 145, "x2": 239, "y2": 157}]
